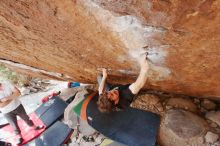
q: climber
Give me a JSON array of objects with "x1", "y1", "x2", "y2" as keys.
[
  {"x1": 0, "y1": 81, "x2": 44, "y2": 145},
  {"x1": 97, "y1": 54, "x2": 149, "y2": 113}
]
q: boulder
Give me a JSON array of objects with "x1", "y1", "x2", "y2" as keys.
[
  {"x1": 0, "y1": 0, "x2": 220, "y2": 100},
  {"x1": 166, "y1": 97, "x2": 198, "y2": 113},
  {"x1": 205, "y1": 131, "x2": 219, "y2": 144},
  {"x1": 165, "y1": 109, "x2": 207, "y2": 138},
  {"x1": 159, "y1": 109, "x2": 208, "y2": 146}
]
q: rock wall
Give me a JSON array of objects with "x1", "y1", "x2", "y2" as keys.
[{"x1": 0, "y1": 0, "x2": 220, "y2": 99}]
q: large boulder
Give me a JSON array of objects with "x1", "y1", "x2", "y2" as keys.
[
  {"x1": 159, "y1": 109, "x2": 208, "y2": 146},
  {"x1": 0, "y1": 0, "x2": 220, "y2": 99}
]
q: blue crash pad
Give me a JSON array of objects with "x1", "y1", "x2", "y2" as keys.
[
  {"x1": 25, "y1": 121, "x2": 72, "y2": 146},
  {"x1": 86, "y1": 93, "x2": 160, "y2": 146},
  {"x1": 35, "y1": 96, "x2": 68, "y2": 127}
]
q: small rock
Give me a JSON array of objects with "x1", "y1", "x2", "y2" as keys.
[
  {"x1": 201, "y1": 107, "x2": 208, "y2": 113},
  {"x1": 19, "y1": 87, "x2": 30, "y2": 95},
  {"x1": 207, "y1": 119, "x2": 213, "y2": 124},
  {"x1": 212, "y1": 127, "x2": 220, "y2": 134},
  {"x1": 198, "y1": 136, "x2": 205, "y2": 144},
  {"x1": 201, "y1": 99, "x2": 216, "y2": 110},
  {"x1": 210, "y1": 122, "x2": 218, "y2": 128},
  {"x1": 194, "y1": 98, "x2": 200, "y2": 104},
  {"x1": 166, "y1": 97, "x2": 198, "y2": 113},
  {"x1": 139, "y1": 94, "x2": 160, "y2": 105},
  {"x1": 206, "y1": 111, "x2": 220, "y2": 126},
  {"x1": 166, "y1": 105, "x2": 172, "y2": 110},
  {"x1": 157, "y1": 107, "x2": 163, "y2": 112},
  {"x1": 214, "y1": 141, "x2": 220, "y2": 146},
  {"x1": 29, "y1": 87, "x2": 38, "y2": 92},
  {"x1": 205, "y1": 131, "x2": 219, "y2": 144},
  {"x1": 94, "y1": 134, "x2": 104, "y2": 144},
  {"x1": 156, "y1": 103, "x2": 164, "y2": 112}
]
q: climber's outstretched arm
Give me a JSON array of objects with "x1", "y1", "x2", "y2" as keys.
[
  {"x1": 98, "y1": 68, "x2": 108, "y2": 95},
  {"x1": 129, "y1": 56, "x2": 149, "y2": 95}
]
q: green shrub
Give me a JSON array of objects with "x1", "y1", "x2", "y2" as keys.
[{"x1": 0, "y1": 64, "x2": 31, "y2": 86}]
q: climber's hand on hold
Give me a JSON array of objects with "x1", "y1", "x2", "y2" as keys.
[
  {"x1": 139, "y1": 54, "x2": 149, "y2": 71},
  {"x1": 102, "y1": 68, "x2": 108, "y2": 79}
]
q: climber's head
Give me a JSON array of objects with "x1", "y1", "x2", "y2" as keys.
[{"x1": 97, "y1": 89, "x2": 119, "y2": 113}]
